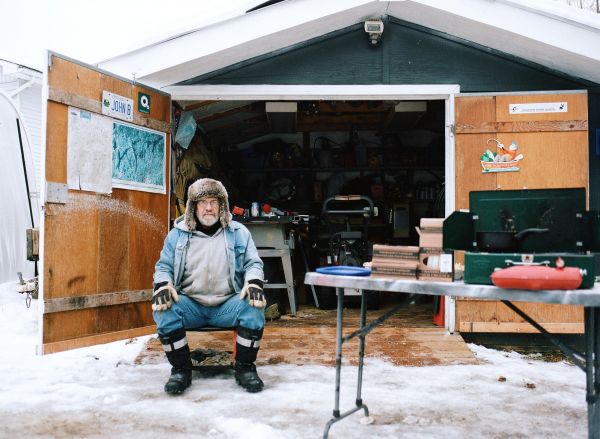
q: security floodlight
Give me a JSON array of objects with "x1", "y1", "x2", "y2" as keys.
[{"x1": 364, "y1": 19, "x2": 384, "y2": 45}]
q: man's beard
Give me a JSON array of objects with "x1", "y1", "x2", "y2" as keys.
[{"x1": 198, "y1": 213, "x2": 219, "y2": 227}]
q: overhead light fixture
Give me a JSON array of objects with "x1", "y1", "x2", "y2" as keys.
[
  {"x1": 266, "y1": 102, "x2": 297, "y2": 133},
  {"x1": 386, "y1": 101, "x2": 428, "y2": 130},
  {"x1": 395, "y1": 101, "x2": 427, "y2": 112},
  {"x1": 364, "y1": 19, "x2": 384, "y2": 46}
]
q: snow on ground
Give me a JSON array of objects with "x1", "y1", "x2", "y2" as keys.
[{"x1": 0, "y1": 281, "x2": 587, "y2": 438}]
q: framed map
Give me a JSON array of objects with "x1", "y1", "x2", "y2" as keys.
[{"x1": 112, "y1": 121, "x2": 166, "y2": 193}]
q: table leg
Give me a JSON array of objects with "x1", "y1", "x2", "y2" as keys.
[
  {"x1": 356, "y1": 290, "x2": 368, "y2": 412},
  {"x1": 323, "y1": 288, "x2": 370, "y2": 439},
  {"x1": 323, "y1": 287, "x2": 345, "y2": 439},
  {"x1": 595, "y1": 308, "x2": 600, "y2": 439},
  {"x1": 585, "y1": 307, "x2": 600, "y2": 439},
  {"x1": 588, "y1": 308, "x2": 600, "y2": 439},
  {"x1": 334, "y1": 286, "x2": 344, "y2": 418}
]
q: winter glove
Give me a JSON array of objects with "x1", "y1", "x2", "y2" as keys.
[
  {"x1": 152, "y1": 281, "x2": 179, "y2": 311},
  {"x1": 240, "y1": 280, "x2": 267, "y2": 308}
]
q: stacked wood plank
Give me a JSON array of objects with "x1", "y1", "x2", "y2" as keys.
[{"x1": 370, "y1": 244, "x2": 419, "y2": 279}]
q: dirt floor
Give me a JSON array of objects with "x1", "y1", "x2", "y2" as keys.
[{"x1": 137, "y1": 297, "x2": 478, "y2": 367}]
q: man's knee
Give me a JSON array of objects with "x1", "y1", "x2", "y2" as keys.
[
  {"x1": 238, "y1": 302, "x2": 265, "y2": 330},
  {"x1": 153, "y1": 302, "x2": 185, "y2": 335}
]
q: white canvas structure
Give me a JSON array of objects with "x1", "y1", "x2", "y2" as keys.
[{"x1": 0, "y1": 60, "x2": 41, "y2": 283}]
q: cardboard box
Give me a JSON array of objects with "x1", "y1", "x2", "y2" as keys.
[
  {"x1": 372, "y1": 267, "x2": 418, "y2": 280},
  {"x1": 417, "y1": 247, "x2": 453, "y2": 282},
  {"x1": 372, "y1": 257, "x2": 418, "y2": 268},
  {"x1": 418, "y1": 247, "x2": 451, "y2": 270},
  {"x1": 371, "y1": 258, "x2": 418, "y2": 279},
  {"x1": 372, "y1": 273, "x2": 418, "y2": 280},
  {"x1": 417, "y1": 269, "x2": 453, "y2": 282},
  {"x1": 419, "y1": 218, "x2": 444, "y2": 230},
  {"x1": 416, "y1": 218, "x2": 444, "y2": 248},
  {"x1": 372, "y1": 244, "x2": 419, "y2": 261}
]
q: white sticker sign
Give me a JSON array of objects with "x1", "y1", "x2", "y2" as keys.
[
  {"x1": 102, "y1": 91, "x2": 133, "y2": 122},
  {"x1": 439, "y1": 254, "x2": 453, "y2": 273},
  {"x1": 509, "y1": 102, "x2": 567, "y2": 115}
]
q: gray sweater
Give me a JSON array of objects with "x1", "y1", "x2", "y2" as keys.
[{"x1": 180, "y1": 227, "x2": 234, "y2": 306}]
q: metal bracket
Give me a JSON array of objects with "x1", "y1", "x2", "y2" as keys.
[{"x1": 45, "y1": 182, "x2": 68, "y2": 204}]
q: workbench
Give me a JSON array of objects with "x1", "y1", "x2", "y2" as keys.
[
  {"x1": 303, "y1": 273, "x2": 600, "y2": 439},
  {"x1": 240, "y1": 217, "x2": 297, "y2": 314}
]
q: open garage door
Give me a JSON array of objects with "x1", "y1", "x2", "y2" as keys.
[{"x1": 39, "y1": 53, "x2": 171, "y2": 353}]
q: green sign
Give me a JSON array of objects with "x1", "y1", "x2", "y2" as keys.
[{"x1": 138, "y1": 92, "x2": 151, "y2": 114}]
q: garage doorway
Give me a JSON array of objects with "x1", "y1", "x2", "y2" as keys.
[{"x1": 168, "y1": 85, "x2": 458, "y2": 328}]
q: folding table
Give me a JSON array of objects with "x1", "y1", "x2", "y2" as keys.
[{"x1": 304, "y1": 273, "x2": 600, "y2": 439}]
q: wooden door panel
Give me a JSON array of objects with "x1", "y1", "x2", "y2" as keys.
[
  {"x1": 496, "y1": 301, "x2": 583, "y2": 325},
  {"x1": 497, "y1": 131, "x2": 588, "y2": 190},
  {"x1": 456, "y1": 300, "x2": 498, "y2": 333},
  {"x1": 455, "y1": 95, "x2": 496, "y2": 125},
  {"x1": 454, "y1": 91, "x2": 588, "y2": 334},
  {"x1": 45, "y1": 101, "x2": 68, "y2": 183},
  {"x1": 44, "y1": 202, "x2": 99, "y2": 297},
  {"x1": 127, "y1": 190, "x2": 169, "y2": 290},
  {"x1": 455, "y1": 95, "x2": 499, "y2": 209},
  {"x1": 495, "y1": 93, "x2": 588, "y2": 122},
  {"x1": 41, "y1": 54, "x2": 171, "y2": 353},
  {"x1": 455, "y1": 133, "x2": 497, "y2": 209},
  {"x1": 98, "y1": 190, "x2": 130, "y2": 293}
]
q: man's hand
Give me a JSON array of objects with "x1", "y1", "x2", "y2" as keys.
[
  {"x1": 240, "y1": 280, "x2": 266, "y2": 308},
  {"x1": 152, "y1": 282, "x2": 179, "y2": 311}
]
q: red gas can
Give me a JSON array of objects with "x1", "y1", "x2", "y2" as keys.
[{"x1": 491, "y1": 265, "x2": 583, "y2": 290}]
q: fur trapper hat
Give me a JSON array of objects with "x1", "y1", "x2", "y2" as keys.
[{"x1": 185, "y1": 178, "x2": 231, "y2": 230}]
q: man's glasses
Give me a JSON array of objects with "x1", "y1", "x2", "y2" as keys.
[{"x1": 198, "y1": 199, "x2": 220, "y2": 208}]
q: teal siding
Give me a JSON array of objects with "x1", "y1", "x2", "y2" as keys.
[{"x1": 183, "y1": 19, "x2": 595, "y2": 92}]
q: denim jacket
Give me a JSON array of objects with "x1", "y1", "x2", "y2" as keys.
[{"x1": 153, "y1": 216, "x2": 264, "y2": 294}]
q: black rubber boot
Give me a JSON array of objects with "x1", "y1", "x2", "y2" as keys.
[
  {"x1": 234, "y1": 361, "x2": 264, "y2": 393},
  {"x1": 159, "y1": 328, "x2": 192, "y2": 395},
  {"x1": 234, "y1": 327, "x2": 264, "y2": 393}
]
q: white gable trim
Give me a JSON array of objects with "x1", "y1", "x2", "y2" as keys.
[
  {"x1": 165, "y1": 84, "x2": 460, "y2": 101},
  {"x1": 99, "y1": 0, "x2": 384, "y2": 88},
  {"x1": 98, "y1": 0, "x2": 600, "y2": 89}
]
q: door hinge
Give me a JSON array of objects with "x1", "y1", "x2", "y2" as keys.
[{"x1": 447, "y1": 124, "x2": 455, "y2": 137}]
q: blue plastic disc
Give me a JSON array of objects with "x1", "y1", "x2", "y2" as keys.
[{"x1": 316, "y1": 266, "x2": 371, "y2": 276}]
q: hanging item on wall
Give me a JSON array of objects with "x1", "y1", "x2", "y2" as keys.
[
  {"x1": 174, "y1": 112, "x2": 197, "y2": 150},
  {"x1": 267, "y1": 178, "x2": 296, "y2": 202},
  {"x1": 67, "y1": 107, "x2": 113, "y2": 194},
  {"x1": 480, "y1": 138, "x2": 523, "y2": 173}
]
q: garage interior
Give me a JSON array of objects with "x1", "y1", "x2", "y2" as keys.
[{"x1": 171, "y1": 98, "x2": 446, "y2": 316}]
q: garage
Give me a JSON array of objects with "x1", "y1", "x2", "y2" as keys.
[{"x1": 38, "y1": 0, "x2": 600, "y2": 352}]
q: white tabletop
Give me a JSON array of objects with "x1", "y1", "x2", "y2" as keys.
[{"x1": 304, "y1": 272, "x2": 600, "y2": 306}]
